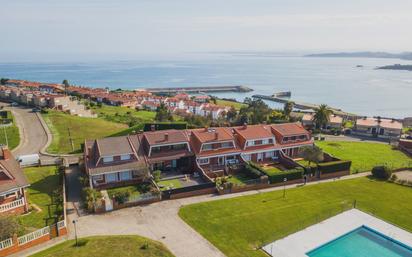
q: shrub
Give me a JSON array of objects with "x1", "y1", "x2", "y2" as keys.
[
  {"x1": 318, "y1": 160, "x2": 352, "y2": 174},
  {"x1": 268, "y1": 168, "x2": 304, "y2": 184},
  {"x1": 113, "y1": 190, "x2": 131, "y2": 204},
  {"x1": 244, "y1": 163, "x2": 263, "y2": 179},
  {"x1": 371, "y1": 166, "x2": 392, "y2": 180},
  {"x1": 153, "y1": 170, "x2": 161, "y2": 182},
  {"x1": 0, "y1": 215, "x2": 23, "y2": 240}
]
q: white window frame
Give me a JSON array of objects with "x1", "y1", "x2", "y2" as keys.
[
  {"x1": 202, "y1": 144, "x2": 213, "y2": 151},
  {"x1": 247, "y1": 140, "x2": 255, "y2": 147},
  {"x1": 103, "y1": 156, "x2": 114, "y2": 163},
  {"x1": 105, "y1": 173, "x2": 118, "y2": 183},
  {"x1": 198, "y1": 158, "x2": 209, "y2": 164},
  {"x1": 262, "y1": 139, "x2": 269, "y2": 145},
  {"x1": 119, "y1": 171, "x2": 132, "y2": 181},
  {"x1": 243, "y1": 154, "x2": 251, "y2": 161},
  {"x1": 221, "y1": 142, "x2": 233, "y2": 149},
  {"x1": 265, "y1": 151, "x2": 274, "y2": 158},
  {"x1": 120, "y1": 154, "x2": 131, "y2": 161}
]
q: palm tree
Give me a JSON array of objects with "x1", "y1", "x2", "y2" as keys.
[
  {"x1": 283, "y1": 101, "x2": 294, "y2": 120},
  {"x1": 312, "y1": 104, "x2": 332, "y2": 130}
]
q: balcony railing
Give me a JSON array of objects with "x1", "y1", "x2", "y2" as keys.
[{"x1": 0, "y1": 198, "x2": 25, "y2": 213}]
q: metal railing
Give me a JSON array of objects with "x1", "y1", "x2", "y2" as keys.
[
  {"x1": 18, "y1": 227, "x2": 50, "y2": 245},
  {"x1": 0, "y1": 198, "x2": 24, "y2": 213},
  {"x1": 0, "y1": 238, "x2": 13, "y2": 250}
]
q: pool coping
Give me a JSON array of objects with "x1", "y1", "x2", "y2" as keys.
[{"x1": 262, "y1": 209, "x2": 412, "y2": 257}]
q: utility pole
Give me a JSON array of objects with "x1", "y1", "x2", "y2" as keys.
[{"x1": 3, "y1": 126, "x2": 8, "y2": 147}]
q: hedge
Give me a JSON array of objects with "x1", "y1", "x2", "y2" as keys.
[
  {"x1": 267, "y1": 168, "x2": 304, "y2": 184},
  {"x1": 244, "y1": 163, "x2": 264, "y2": 179},
  {"x1": 318, "y1": 160, "x2": 352, "y2": 174},
  {"x1": 143, "y1": 122, "x2": 187, "y2": 131}
]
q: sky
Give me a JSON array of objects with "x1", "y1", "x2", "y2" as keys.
[{"x1": 1, "y1": 0, "x2": 412, "y2": 61}]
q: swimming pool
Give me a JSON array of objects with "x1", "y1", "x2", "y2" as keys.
[{"x1": 307, "y1": 226, "x2": 412, "y2": 257}]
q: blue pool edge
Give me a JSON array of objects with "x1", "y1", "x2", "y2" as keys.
[{"x1": 305, "y1": 225, "x2": 412, "y2": 256}]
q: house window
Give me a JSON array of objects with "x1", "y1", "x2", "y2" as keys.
[
  {"x1": 299, "y1": 135, "x2": 306, "y2": 140},
  {"x1": 262, "y1": 139, "x2": 269, "y2": 145},
  {"x1": 247, "y1": 141, "x2": 255, "y2": 147},
  {"x1": 105, "y1": 173, "x2": 118, "y2": 183},
  {"x1": 283, "y1": 137, "x2": 289, "y2": 142},
  {"x1": 265, "y1": 151, "x2": 274, "y2": 158},
  {"x1": 291, "y1": 136, "x2": 297, "y2": 141},
  {"x1": 202, "y1": 144, "x2": 213, "y2": 151},
  {"x1": 119, "y1": 171, "x2": 132, "y2": 181},
  {"x1": 198, "y1": 158, "x2": 209, "y2": 164},
  {"x1": 221, "y1": 142, "x2": 233, "y2": 148},
  {"x1": 103, "y1": 156, "x2": 114, "y2": 163},
  {"x1": 152, "y1": 147, "x2": 161, "y2": 153},
  {"x1": 120, "y1": 154, "x2": 131, "y2": 161},
  {"x1": 172, "y1": 144, "x2": 185, "y2": 150},
  {"x1": 243, "y1": 154, "x2": 251, "y2": 161},
  {"x1": 93, "y1": 174, "x2": 104, "y2": 182}
]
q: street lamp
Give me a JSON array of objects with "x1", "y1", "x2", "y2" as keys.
[
  {"x1": 72, "y1": 219, "x2": 78, "y2": 247},
  {"x1": 283, "y1": 178, "x2": 287, "y2": 198}
]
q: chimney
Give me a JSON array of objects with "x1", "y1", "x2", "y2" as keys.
[
  {"x1": 215, "y1": 132, "x2": 219, "y2": 140},
  {"x1": 2, "y1": 147, "x2": 12, "y2": 160},
  {"x1": 164, "y1": 133, "x2": 169, "y2": 141}
]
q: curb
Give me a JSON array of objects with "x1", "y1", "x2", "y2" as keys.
[{"x1": 35, "y1": 112, "x2": 81, "y2": 158}]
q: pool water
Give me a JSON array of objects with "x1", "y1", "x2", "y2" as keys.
[{"x1": 307, "y1": 226, "x2": 412, "y2": 257}]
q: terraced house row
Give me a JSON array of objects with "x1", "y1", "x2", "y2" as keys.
[{"x1": 84, "y1": 122, "x2": 312, "y2": 189}]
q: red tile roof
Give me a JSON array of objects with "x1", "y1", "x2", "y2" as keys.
[
  {"x1": 234, "y1": 124, "x2": 274, "y2": 140},
  {"x1": 143, "y1": 130, "x2": 189, "y2": 146},
  {"x1": 191, "y1": 127, "x2": 234, "y2": 143},
  {"x1": 271, "y1": 123, "x2": 309, "y2": 136}
]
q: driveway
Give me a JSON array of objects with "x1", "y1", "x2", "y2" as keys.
[
  {"x1": 70, "y1": 172, "x2": 368, "y2": 257},
  {"x1": 0, "y1": 102, "x2": 48, "y2": 156}
]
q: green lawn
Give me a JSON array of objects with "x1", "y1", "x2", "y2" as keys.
[
  {"x1": 90, "y1": 104, "x2": 156, "y2": 124},
  {"x1": 179, "y1": 177, "x2": 412, "y2": 257},
  {"x1": 260, "y1": 165, "x2": 283, "y2": 175},
  {"x1": 316, "y1": 141, "x2": 412, "y2": 173},
  {"x1": 42, "y1": 110, "x2": 127, "y2": 154},
  {"x1": 107, "y1": 185, "x2": 142, "y2": 198},
  {"x1": 215, "y1": 99, "x2": 247, "y2": 110},
  {"x1": 19, "y1": 166, "x2": 63, "y2": 231},
  {"x1": 157, "y1": 179, "x2": 183, "y2": 191},
  {"x1": 0, "y1": 110, "x2": 20, "y2": 149},
  {"x1": 29, "y1": 235, "x2": 175, "y2": 257}
]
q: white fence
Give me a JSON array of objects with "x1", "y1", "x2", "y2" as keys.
[
  {"x1": 0, "y1": 238, "x2": 13, "y2": 250},
  {"x1": 17, "y1": 227, "x2": 50, "y2": 245},
  {"x1": 0, "y1": 198, "x2": 24, "y2": 213},
  {"x1": 57, "y1": 220, "x2": 66, "y2": 230}
]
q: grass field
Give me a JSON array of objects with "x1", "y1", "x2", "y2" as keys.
[
  {"x1": 42, "y1": 110, "x2": 127, "y2": 154},
  {"x1": 0, "y1": 110, "x2": 20, "y2": 149},
  {"x1": 215, "y1": 99, "x2": 247, "y2": 110},
  {"x1": 316, "y1": 141, "x2": 412, "y2": 173},
  {"x1": 29, "y1": 235, "x2": 175, "y2": 257},
  {"x1": 179, "y1": 177, "x2": 412, "y2": 257},
  {"x1": 107, "y1": 185, "x2": 143, "y2": 198},
  {"x1": 91, "y1": 104, "x2": 156, "y2": 124},
  {"x1": 18, "y1": 166, "x2": 63, "y2": 231}
]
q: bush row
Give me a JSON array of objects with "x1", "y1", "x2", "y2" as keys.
[
  {"x1": 268, "y1": 168, "x2": 304, "y2": 183},
  {"x1": 318, "y1": 160, "x2": 352, "y2": 174},
  {"x1": 244, "y1": 163, "x2": 264, "y2": 179}
]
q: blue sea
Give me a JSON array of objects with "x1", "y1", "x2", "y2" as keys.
[{"x1": 1, "y1": 55, "x2": 411, "y2": 118}]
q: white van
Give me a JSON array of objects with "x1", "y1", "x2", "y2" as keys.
[{"x1": 16, "y1": 154, "x2": 40, "y2": 167}]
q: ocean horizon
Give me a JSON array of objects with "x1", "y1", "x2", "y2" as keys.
[{"x1": 1, "y1": 55, "x2": 411, "y2": 118}]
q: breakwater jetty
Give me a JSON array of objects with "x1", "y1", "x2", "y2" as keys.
[
  {"x1": 252, "y1": 94, "x2": 356, "y2": 117},
  {"x1": 143, "y1": 85, "x2": 253, "y2": 94}
]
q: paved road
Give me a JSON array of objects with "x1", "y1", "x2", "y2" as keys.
[{"x1": 0, "y1": 102, "x2": 48, "y2": 156}]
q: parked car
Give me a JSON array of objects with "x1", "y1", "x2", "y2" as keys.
[{"x1": 10, "y1": 102, "x2": 19, "y2": 107}]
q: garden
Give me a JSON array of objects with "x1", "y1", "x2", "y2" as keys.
[
  {"x1": 179, "y1": 176, "x2": 412, "y2": 257},
  {"x1": 315, "y1": 141, "x2": 412, "y2": 173},
  {"x1": 18, "y1": 166, "x2": 64, "y2": 232}
]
